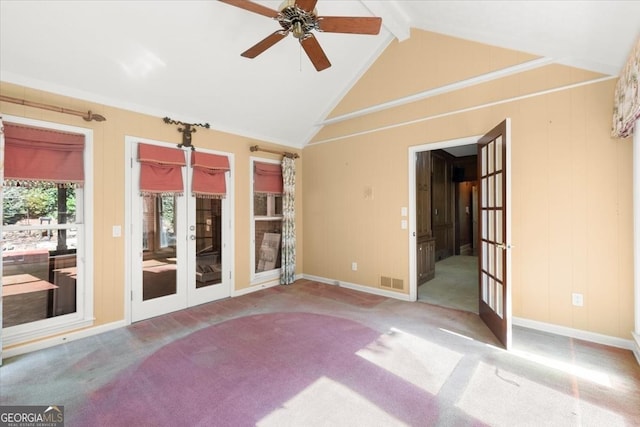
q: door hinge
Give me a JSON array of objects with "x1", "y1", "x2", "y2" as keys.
[
  {"x1": 131, "y1": 290, "x2": 134, "y2": 301},
  {"x1": 130, "y1": 157, "x2": 133, "y2": 168}
]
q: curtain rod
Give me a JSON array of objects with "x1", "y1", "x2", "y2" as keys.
[
  {"x1": 0, "y1": 95, "x2": 107, "y2": 122},
  {"x1": 250, "y1": 145, "x2": 299, "y2": 159}
]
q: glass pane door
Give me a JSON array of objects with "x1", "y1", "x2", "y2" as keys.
[
  {"x1": 187, "y1": 192, "x2": 230, "y2": 307},
  {"x1": 131, "y1": 141, "x2": 231, "y2": 322},
  {"x1": 194, "y1": 197, "x2": 222, "y2": 289},
  {"x1": 477, "y1": 119, "x2": 511, "y2": 349},
  {"x1": 142, "y1": 195, "x2": 179, "y2": 301}
]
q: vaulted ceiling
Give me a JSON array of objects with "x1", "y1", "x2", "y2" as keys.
[{"x1": 1, "y1": 1, "x2": 638, "y2": 148}]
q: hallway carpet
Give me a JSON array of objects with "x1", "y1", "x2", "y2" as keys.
[
  {"x1": 418, "y1": 255, "x2": 479, "y2": 313},
  {"x1": 2, "y1": 280, "x2": 639, "y2": 426}
]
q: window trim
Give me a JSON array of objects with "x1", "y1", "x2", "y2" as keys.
[
  {"x1": 250, "y1": 157, "x2": 282, "y2": 284},
  {"x1": 1, "y1": 114, "x2": 94, "y2": 347}
]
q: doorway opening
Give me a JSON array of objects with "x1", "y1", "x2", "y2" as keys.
[
  {"x1": 413, "y1": 142, "x2": 479, "y2": 313},
  {"x1": 409, "y1": 120, "x2": 512, "y2": 349}
]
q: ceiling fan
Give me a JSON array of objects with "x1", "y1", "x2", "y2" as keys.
[{"x1": 219, "y1": 0, "x2": 382, "y2": 71}]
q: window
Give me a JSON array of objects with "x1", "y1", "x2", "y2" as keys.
[
  {"x1": 251, "y1": 160, "x2": 283, "y2": 279},
  {"x1": 1, "y1": 116, "x2": 93, "y2": 345}
]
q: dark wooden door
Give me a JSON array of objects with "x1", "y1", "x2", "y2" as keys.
[
  {"x1": 431, "y1": 151, "x2": 454, "y2": 260},
  {"x1": 477, "y1": 119, "x2": 511, "y2": 348}
]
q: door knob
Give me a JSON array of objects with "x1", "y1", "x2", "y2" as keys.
[
  {"x1": 496, "y1": 243, "x2": 513, "y2": 250},
  {"x1": 190, "y1": 235, "x2": 196, "y2": 240}
]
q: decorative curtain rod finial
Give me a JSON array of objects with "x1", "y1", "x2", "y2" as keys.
[{"x1": 83, "y1": 111, "x2": 106, "y2": 122}]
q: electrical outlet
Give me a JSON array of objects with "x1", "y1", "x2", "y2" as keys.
[
  {"x1": 572, "y1": 293, "x2": 584, "y2": 307},
  {"x1": 351, "y1": 262, "x2": 358, "y2": 271}
]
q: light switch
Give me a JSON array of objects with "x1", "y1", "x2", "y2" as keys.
[
  {"x1": 401, "y1": 220, "x2": 408, "y2": 229},
  {"x1": 401, "y1": 207, "x2": 408, "y2": 217},
  {"x1": 112, "y1": 225, "x2": 122, "y2": 238}
]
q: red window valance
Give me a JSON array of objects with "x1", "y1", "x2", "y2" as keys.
[
  {"x1": 191, "y1": 151, "x2": 230, "y2": 199},
  {"x1": 138, "y1": 143, "x2": 186, "y2": 196},
  {"x1": 254, "y1": 162, "x2": 283, "y2": 194},
  {"x1": 3, "y1": 122, "x2": 85, "y2": 187}
]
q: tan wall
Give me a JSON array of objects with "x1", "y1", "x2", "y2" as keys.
[
  {"x1": 302, "y1": 30, "x2": 634, "y2": 340},
  {"x1": 1, "y1": 28, "x2": 634, "y2": 345},
  {"x1": 1, "y1": 81, "x2": 303, "y2": 332}
]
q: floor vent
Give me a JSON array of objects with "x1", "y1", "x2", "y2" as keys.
[
  {"x1": 380, "y1": 276, "x2": 392, "y2": 288},
  {"x1": 381, "y1": 276, "x2": 404, "y2": 291}
]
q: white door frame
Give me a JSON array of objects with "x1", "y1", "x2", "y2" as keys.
[{"x1": 124, "y1": 136, "x2": 234, "y2": 324}]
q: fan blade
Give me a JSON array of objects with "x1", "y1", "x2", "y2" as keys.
[
  {"x1": 318, "y1": 16, "x2": 382, "y2": 35},
  {"x1": 300, "y1": 35, "x2": 331, "y2": 71},
  {"x1": 218, "y1": 0, "x2": 279, "y2": 18},
  {"x1": 241, "y1": 31, "x2": 288, "y2": 58},
  {"x1": 295, "y1": 0, "x2": 318, "y2": 12}
]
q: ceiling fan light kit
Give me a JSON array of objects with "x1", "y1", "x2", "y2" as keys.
[{"x1": 219, "y1": 0, "x2": 382, "y2": 71}]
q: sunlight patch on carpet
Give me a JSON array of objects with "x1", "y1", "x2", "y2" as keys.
[
  {"x1": 356, "y1": 327, "x2": 463, "y2": 395},
  {"x1": 439, "y1": 328, "x2": 475, "y2": 341},
  {"x1": 257, "y1": 376, "x2": 409, "y2": 427},
  {"x1": 456, "y1": 361, "x2": 626, "y2": 426},
  {"x1": 509, "y1": 349, "x2": 612, "y2": 388}
]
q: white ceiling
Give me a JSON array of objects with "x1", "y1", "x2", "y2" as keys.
[{"x1": 1, "y1": 1, "x2": 639, "y2": 149}]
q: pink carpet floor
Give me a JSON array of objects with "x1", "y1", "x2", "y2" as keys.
[{"x1": 73, "y1": 312, "x2": 479, "y2": 426}]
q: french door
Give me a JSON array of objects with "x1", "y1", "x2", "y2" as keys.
[
  {"x1": 130, "y1": 141, "x2": 231, "y2": 322},
  {"x1": 477, "y1": 119, "x2": 512, "y2": 349}
]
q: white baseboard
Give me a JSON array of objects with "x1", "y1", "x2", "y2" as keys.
[
  {"x1": 232, "y1": 274, "x2": 304, "y2": 297},
  {"x1": 2, "y1": 320, "x2": 127, "y2": 359},
  {"x1": 233, "y1": 279, "x2": 280, "y2": 297},
  {"x1": 513, "y1": 317, "x2": 635, "y2": 352},
  {"x1": 303, "y1": 274, "x2": 412, "y2": 301},
  {"x1": 632, "y1": 332, "x2": 640, "y2": 365}
]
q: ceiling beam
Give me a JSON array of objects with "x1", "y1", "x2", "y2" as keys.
[
  {"x1": 320, "y1": 57, "x2": 555, "y2": 126},
  {"x1": 361, "y1": 0, "x2": 410, "y2": 42}
]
